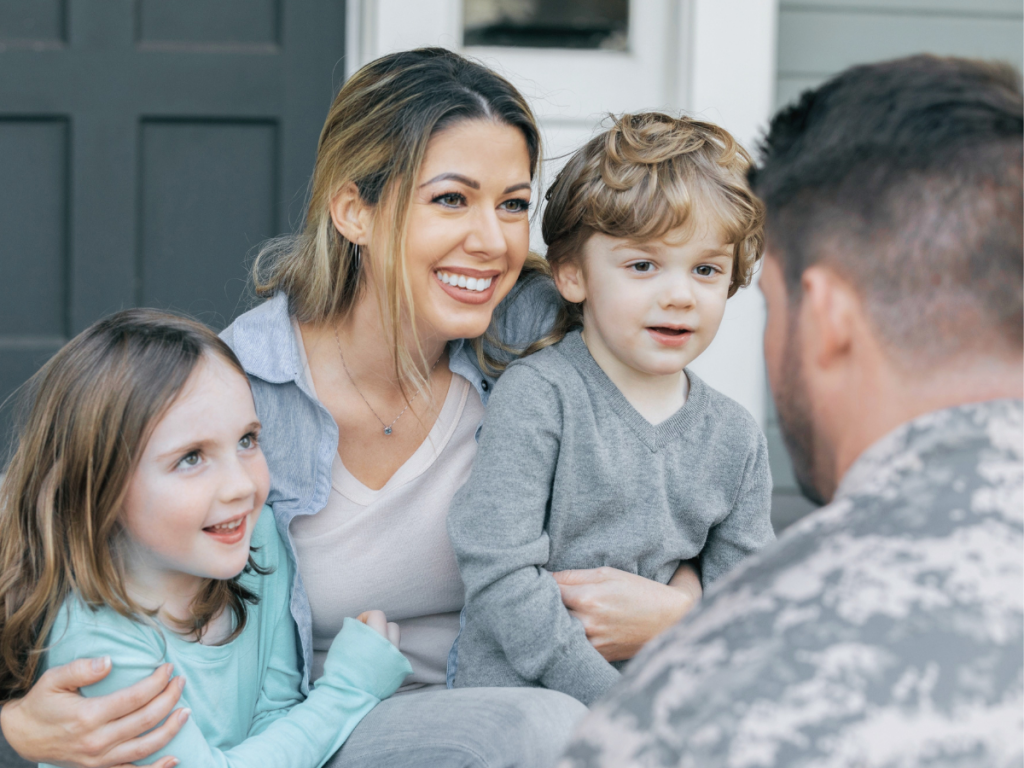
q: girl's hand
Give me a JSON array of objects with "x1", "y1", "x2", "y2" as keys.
[
  {"x1": 0, "y1": 656, "x2": 187, "y2": 768},
  {"x1": 356, "y1": 610, "x2": 401, "y2": 648},
  {"x1": 552, "y1": 562, "x2": 702, "y2": 662}
]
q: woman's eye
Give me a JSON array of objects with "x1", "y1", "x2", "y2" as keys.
[
  {"x1": 500, "y1": 198, "x2": 531, "y2": 214},
  {"x1": 432, "y1": 192, "x2": 466, "y2": 208},
  {"x1": 239, "y1": 432, "x2": 258, "y2": 450},
  {"x1": 695, "y1": 265, "x2": 719, "y2": 277},
  {"x1": 177, "y1": 451, "x2": 201, "y2": 469},
  {"x1": 631, "y1": 261, "x2": 654, "y2": 273}
]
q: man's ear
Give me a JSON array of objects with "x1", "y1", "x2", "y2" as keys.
[
  {"x1": 800, "y1": 265, "x2": 860, "y2": 371},
  {"x1": 329, "y1": 182, "x2": 373, "y2": 245},
  {"x1": 552, "y1": 259, "x2": 587, "y2": 304}
]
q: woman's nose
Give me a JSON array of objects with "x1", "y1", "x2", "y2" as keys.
[{"x1": 464, "y1": 207, "x2": 507, "y2": 259}]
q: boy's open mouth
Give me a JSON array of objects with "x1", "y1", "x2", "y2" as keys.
[
  {"x1": 648, "y1": 326, "x2": 690, "y2": 336},
  {"x1": 647, "y1": 326, "x2": 694, "y2": 347}
]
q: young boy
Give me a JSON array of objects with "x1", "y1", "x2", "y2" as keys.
[{"x1": 447, "y1": 113, "x2": 774, "y2": 705}]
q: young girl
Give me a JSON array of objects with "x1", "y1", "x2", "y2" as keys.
[
  {"x1": 447, "y1": 113, "x2": 775, "y2": 705},
  {"x1": 0, "y1": 309, "x2": 411, "y2": 767}
]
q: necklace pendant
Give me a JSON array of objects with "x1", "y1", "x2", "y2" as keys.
[{"x1": 383, "y1": 426, "x2": 393, "y2": 435}]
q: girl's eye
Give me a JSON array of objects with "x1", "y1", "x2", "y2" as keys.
[
  {"x1": 177, "y1": 451, "x2": 201, "y2": 470},
  {"x1": 432, "y1": 192, "x2": 467, "y2": 208},
  {"x1": 631, "y1": 261, "x2": 655, "y2": 273},
  {"x1": 500, "y1": 198, "x2": 531, "y2": 214},
  {"x1": 239, "y1": 432, "x2": 259, "y2": 451},
  {"x1": 694, "y1": 265, "x2": 720, "y2": 277}
]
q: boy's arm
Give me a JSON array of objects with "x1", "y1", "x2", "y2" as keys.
[
  {"x1": 447, "y1": 363, "x2": 620, "y2": 706},
  {"x1": 700, "y1": 430, "x2": 775, "y2": 586}
]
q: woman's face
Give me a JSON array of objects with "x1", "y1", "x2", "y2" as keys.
[{"x1": 370, "y1": 119, "x2": 533, "y2": 343}]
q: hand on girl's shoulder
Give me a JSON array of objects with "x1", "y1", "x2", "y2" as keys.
[{"x1": 45, "y1": 597, "x2": 166, "y2": 699}]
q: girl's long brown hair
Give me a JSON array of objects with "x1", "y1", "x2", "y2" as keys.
[{"x1": 0, "y1": 309, "x2": 265, "y2": 700}]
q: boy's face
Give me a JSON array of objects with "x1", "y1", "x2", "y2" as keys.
[{"x1": 555, "y1": 226, "x2": 734, "y2": 379}]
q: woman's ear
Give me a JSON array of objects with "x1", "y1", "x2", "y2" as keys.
[
  {"x1": 329, "y1": 182, "x2": 373, "y2": 245},
  {"x1": 552, "y1": 259, "x2": 587, "y2": 304}
]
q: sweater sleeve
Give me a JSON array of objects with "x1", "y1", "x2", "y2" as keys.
[
  {"x1": 44, "y1": 602, "x2": 410, "y2": 768},
  {"x1": 700, "y1": 428, "x2": 775, "y2": 586},
  {"x1": 447, "y1": 362, "x2": 620, "y2": 705}
]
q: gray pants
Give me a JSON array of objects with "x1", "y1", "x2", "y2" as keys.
[{"x1": 324, "y1": 686, "x2": 588, "y2": 768}]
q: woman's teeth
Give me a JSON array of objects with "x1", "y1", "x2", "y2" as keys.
[
  {"x1": 436, "y1": 271, "x2": 492, "y2": 292},
  {"x1": 208, "y1": 518, "x2": 242, "y2": 532}
]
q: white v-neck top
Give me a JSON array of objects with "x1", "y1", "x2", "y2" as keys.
[{"x1": 288, "y1": 322, "x2": 482, "y2": 690}]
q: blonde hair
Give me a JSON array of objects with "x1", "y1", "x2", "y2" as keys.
[
  {"x1": 0, "y1": 310, "x2": 266, "y2": 700},
  {"x1": 542, "y1": 112, "x2": 765, "y2": 335},
  {"x1": 252, "y1": 47, "x2": 546, "y2": 386}
]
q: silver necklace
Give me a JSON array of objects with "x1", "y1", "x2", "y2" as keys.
[{"x1": 334, "y1": 327, "x2": 442, "y2": 436}]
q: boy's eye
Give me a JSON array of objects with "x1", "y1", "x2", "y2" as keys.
[
  {"x1": 694, "y1": 265, "x2": 720, "y2": 277},
  {"x1": 432, "y1": 192, "x2": 467, "y2": 208},
  {"x1": 239, "y1": 432, "x2": 258, "y2": 450},
  {"x1": 177, "y1": 451, "x2": 201, "y2": 469},
  {"x1": 500, "y1": 198, "x2": 531, "y2": 214},
  {"x1": 631, "y1": 261, "x2": 654, "y2": 273}
]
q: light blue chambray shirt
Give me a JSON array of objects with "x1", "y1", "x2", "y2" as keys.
[{"x1": 220, "y1": 274, "x2": 560, "y2": 694}]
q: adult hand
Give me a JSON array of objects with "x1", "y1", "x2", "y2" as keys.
[
  {"x1": 0, "y1": 657, "x2": 187, "y2": 768},
  {"x1": 356, "y1": 610, "x2": 401, "y2": 648},
  {"x1": 552, "y1": 562, "x2": 702, "y2": 662}
]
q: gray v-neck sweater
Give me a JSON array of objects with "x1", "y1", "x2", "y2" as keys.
[{"x1": 447, "y1": 331, "x2": 774, "y2": 705}]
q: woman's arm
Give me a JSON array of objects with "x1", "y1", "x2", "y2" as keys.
[
  {"x1": 0, "y1": 659, "x2": 185, "y2": 768},
  {"x1": 553, "y1": 561, "x2": 703, "y2": 663}
]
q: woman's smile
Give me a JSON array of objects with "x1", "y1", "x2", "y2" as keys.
[{"x1": 434, "y1": 267, "x2": 501, "y2": 304}]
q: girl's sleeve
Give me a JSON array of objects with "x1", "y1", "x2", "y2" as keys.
[
  {"x1": 185, "y1": 617, "x2": 411, "y2": 768},
  {"x1": 446, "y1": 362, "x2": 620, "y2": 706},
  {"x1": 50, "y1": 611, "x2": 409, "y2": 768}
]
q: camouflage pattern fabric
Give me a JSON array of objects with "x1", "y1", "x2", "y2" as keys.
[{"x1": 559, "y1": 400, "x2": 1024, "y2": 768}]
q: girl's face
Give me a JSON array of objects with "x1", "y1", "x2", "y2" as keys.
[
  {"x1": 369, "y1": 119, "x2": 533, "y2": 343},
  {"x1": 120, "y1": 354, "x2": 270, "y2": 595}
]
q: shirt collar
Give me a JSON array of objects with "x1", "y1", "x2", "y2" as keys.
[
  {"x1": 835, "y1": 398, "x2": 1023, "y2": 501},
  {"x1": 230, "y1": 292, "x2": 304, "y2": 385}
]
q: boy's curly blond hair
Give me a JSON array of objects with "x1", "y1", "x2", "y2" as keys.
[{"x1": 541, "y1": 112, "x2": 765, "y2": 333}]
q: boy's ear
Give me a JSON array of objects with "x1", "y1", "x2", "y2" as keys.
[
  {"x1": 552, "y1": 259, "x2": 587, "y2": 304},
  {"x1": 329, "y1": 182, "x2": 373, "y2": 245}
]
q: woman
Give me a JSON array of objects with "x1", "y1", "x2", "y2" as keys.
[{"x1": 1, "y1": 48, "x2": 701, "y2": 768}]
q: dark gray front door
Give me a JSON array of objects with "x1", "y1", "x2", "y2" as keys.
[{"x1": 0, "y1": 0, "x2": 346, "y2": 450}]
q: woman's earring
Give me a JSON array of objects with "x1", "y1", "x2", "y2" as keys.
[{"x1": 353, "y1": 244, "x2": 361, "y2": 270}]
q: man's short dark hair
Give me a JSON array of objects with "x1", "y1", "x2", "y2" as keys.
[{"x1": 750, "y1": 55, "x2": 1023, "y2": 361}]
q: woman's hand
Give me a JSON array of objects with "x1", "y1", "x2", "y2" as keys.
[
  {"x1": 356, "y1": 610, "x2": 401, "y2": 648},
  {"x1": 0, "y1": 657, "x2": 187, "y2": 768},
  {"x1": 552, "y1": 562, "x2": 703, "y2": 662}
]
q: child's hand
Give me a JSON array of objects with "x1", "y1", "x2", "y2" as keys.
[{"x1": 356, "y1": 610, "x2": 401, "y2": 648}]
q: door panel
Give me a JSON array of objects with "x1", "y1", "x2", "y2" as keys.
[{"x1": 0, "y1": 0, "x2": 346, "y2": 455}]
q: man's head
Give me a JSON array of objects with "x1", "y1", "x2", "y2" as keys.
[{"x1": 751, "y1": 55, "x2": 1023, "y2": 503}]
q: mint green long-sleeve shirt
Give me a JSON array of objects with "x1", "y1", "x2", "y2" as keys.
[{"x1": 42, "y1": 508, "x2": 412, "y2": 768}]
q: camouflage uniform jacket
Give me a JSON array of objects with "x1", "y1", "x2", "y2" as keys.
[{"x1": 559, "y1": 399, "x2": 1023, "y2": 768}]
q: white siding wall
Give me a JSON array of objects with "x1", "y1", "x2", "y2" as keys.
[{"x1": 768, "y1": 0, "x2": 1024, "y2": 529}]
